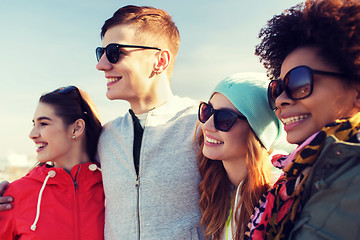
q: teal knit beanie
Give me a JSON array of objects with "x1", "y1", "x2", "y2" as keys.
[{"x1": 211, "y1": 72, "x2": 291, "y2": 151}]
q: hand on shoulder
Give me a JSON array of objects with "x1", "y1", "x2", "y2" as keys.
[{"x1": 0, "y1": 181, "x2": 13, "y2": 211}]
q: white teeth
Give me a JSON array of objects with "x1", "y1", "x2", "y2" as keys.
[
  {"x1": 36, "y1": 143, "x2": 46, "y2": 148},
  {"x1": 107, "y1": 77, "x2": 121, "y2": 83},
  {"x1": 282, "y1": 114, "x2": 308, "y2": 125},
  {"x1": 205, "y1": 136, "x2": 223, "y2": 144}
]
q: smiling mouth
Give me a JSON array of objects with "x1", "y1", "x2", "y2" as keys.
[
  {"x1": 205, "y1": 135, "x2": 223, "y2": 144},
  {"x1": 281, "y1": 114, "x2": 310, "y2": 125},
  {"x1": 36, "y1": 143, "x2": 47, "y2": 151},
  {"x1": 107, "y1": 77, "x2": 122, "y2": 83}
]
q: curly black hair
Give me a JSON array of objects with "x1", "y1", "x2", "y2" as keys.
[{"x1": 255, "y1": 0, "x2": 360, "y2": 83}]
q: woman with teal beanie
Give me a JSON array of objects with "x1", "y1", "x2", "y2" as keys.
[{"x1": 195, "y1": 73, "x2": 293, "y2": 240}]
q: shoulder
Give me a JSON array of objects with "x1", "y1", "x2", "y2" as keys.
[
  {"x1": 99, "y1": 112, "x2": 134, "y2": 148},
  {"x1": 102, "y1": 112, "x2": 132, "y2": 132},
  {"x1": 293, "y1": 137, "x2": 360, "y2": 239},
  {"x1": 4, "y1": 173, "x2": 39, "y2": 202},
  {"x1": 166, "y1": 96, "x2": 199, "y2": 118},
  {"x1": 317, "y1": 135, "x2": 360, "y2": 165},
  {"x1": 5, "y1": 165, "x2": 50, "y2": 192},
  {"x1": 172, "y1": 96, "x2": 199, "y2": 110}
]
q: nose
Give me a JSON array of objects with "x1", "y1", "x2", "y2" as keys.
[
  {"x1": 201, "y1": 114, "x2": 217, "y2": 132},
  {"x1": 274, "y1": 90, "x2": 294, "y2": 110},
  {"x1": 96, "y1": 54, "x2": 113, "y2": 72},
  {"x1": 29, "y1": 126, "x2": 39, "y2": 140}
]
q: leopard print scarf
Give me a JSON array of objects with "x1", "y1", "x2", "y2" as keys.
[{"x1": 245, "y1": 112, "x2": 360, "y2": 240}]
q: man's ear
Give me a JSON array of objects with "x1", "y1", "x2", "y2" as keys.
[
  {"x1": 153, "y1": 49, "x2": 171, "y2": 74},
  {"x1": 71, "y1": 119, "x2": 86, "y2": 139}
]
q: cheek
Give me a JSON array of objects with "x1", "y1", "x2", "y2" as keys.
[
  {"x1": 306, "y1": 97, "x2": 343, "y2": 127},
  {"x1": 308, "y1": 82, "x2": 356, "y2": 122},
  {"x1": 228, "y1": 127, "x2": 250, "y2": 147},
  {"x1": 47, "y1": 129, "x2": 71, "y2": 144}
]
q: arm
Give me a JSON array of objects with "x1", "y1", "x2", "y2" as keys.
[
  {"x1": 290, "y1": 148, "x2": 360, "y2": 240},
  {"x1": 0, "y1": 181, "x2": 13, "y2": 211},
  {"x1": 0, "y1": 180, "x2": 15, "y2": 239}
]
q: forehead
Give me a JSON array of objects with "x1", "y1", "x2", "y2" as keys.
[
  {"x1": 33, "y1": 102, "x2": 61, "y2": 122},
  {"x1": 34, "y1": 102, "x2": 55, "y2": 115},
  {"x1": 102, "y1": 24, "x2": 141, "y2": 47},
  {"x1": 210, "y1": 93, "x2": 240, "y2": 113},
  {"x1": 280, "y1": 47, "x2": 336, "y2": 79}
]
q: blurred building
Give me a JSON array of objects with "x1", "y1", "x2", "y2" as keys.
[{"x1": 0, "y1": 151, "x2": 36, "y2": 182}]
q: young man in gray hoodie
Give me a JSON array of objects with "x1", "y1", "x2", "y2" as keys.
[
  {"x1": 94, "y1": 5, "x2": 202, "y2": 239},
  {"x1": 0, "y1": 5, "x2": 203, "y2": 240}
]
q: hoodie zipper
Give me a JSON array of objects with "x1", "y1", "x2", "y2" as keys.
[
  {"x1": 130, "y1": 110, "x2": 147, "y2": 240},
  {"x1": 71, "y1": 166, "x2": 81, "y2": 240},
  {"x1": 73, "y1": 166, "x2": 80, "y2": 193},
  {"x1": 135, "y1": 175, "x2": 141, "y2": 240},
  {"x1": 132, "y1": 109, "x2": 150, "y2": 240}
]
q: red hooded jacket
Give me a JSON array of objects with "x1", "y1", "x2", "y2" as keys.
[{"x1": 0, "y1": 162, "x2": 105, "y2": 240}]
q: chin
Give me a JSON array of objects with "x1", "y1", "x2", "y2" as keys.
[
  {"x1": 106, "y1": 92, "x2": 116, "y2": 100},
  {"x1": 203, "y1": 151, "x2": 221, "y2": 161},
  {"x1": 37, "y1": 158, "x2": 49, "y2": 164},
  {"x1": 203, "y1": 149, "x2": 214, "y2": 160},
  {"x1": 106, "y1": 91, "x2": 127, "y2": 101},
  {"x1": 287, "y1": 134, "x2": 309, "y2": 145},
  {"x1": 106, "y1": 94, "x2": 122, "y2": 101}
]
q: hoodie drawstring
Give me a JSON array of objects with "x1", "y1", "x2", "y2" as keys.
[
  {"x1": 30, "y1": 170, "x2": 56, "y2": 231},
  {"x1": 89, "y1": 163, "x2": 101, "y2": 172},
  {"x1": 30, "y1": 164, "x2": 100, "y2": 231}
]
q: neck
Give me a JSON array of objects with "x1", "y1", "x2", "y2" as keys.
[
  {"x1": 130, "y1": 76, "x2": 174, "y2": 114},
  {"x1": 222, "y1": 157, "x2": 248, "y2": 187},
  {"x1": 54, "y1": 145, "x2": 90, "y2": 172}
]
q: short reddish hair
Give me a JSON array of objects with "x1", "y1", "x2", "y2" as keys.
[{"x1": 101, "y1": 5, "x2": 180, "y2": 78}]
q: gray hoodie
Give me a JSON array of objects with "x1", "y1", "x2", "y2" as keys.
[{"x1": 98, "y1": 95, "x2": 203, "y2": 240}]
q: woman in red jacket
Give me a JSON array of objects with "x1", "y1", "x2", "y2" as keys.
[{"x1": 0, "y1": 86, "x2": 104, "y2": 240}]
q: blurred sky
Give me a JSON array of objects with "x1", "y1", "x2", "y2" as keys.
[{"x1": 0, "y1": 0, "x2": 303, "y2": 163}]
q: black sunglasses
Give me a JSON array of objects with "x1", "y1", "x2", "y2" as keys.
[
  {"x1": 198, "y1": 102, "x2": 247, "y2": 132},
  {"x1": 53, "y1": 85, "x2": 82, "y2": 99},
  {"x1": 96, "y1": 43, "x2": 161, "y2": 64},
  {"x1": 53, "y1": 86, "x2": 86, "y2": 113},
  {"x1": 267, "y1": 65, "x2": 353, "y2": 110}
]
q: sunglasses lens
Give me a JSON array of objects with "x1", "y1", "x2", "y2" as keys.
[
  {"x1": 96, "y1": 47, "x2": 104, "y2": 62},
  {"x1": 268, "y1": 80, "x2": 283, "y2": 110},
  {"x1": 199, "y1": 103, "x2": 212, "y2": 123},
  {"x1": 267, "y1": 66, "x2": 313, "y2": 110},
  {"x1": 214, "y1": 110, "x2": 236, "y2": 131},
  {"x1": 286, "y1": 66, "x2": 312, "y2": 99},
  {"x1": 57, "y1": 86, "x2": 78, "y2": 94},
  {"x1": 106, "y1": 44, "x2": 119, "y2": 63},
  {"x1": 96, "y1": 44, "x2": 120, "y2": 63}
]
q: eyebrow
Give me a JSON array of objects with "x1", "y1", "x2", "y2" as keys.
[
  {"x1": 209, "y1": 102, "x2": 243, "y2": 115},
  {"x1": 33, "y1": 116, "x2": 52, "y2": 122}
]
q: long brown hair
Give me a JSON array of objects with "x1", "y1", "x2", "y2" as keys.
[
  {"x1": 39, "y1": 86, "x2": 102, "y2": 161},
  {"x1": 195, "y1": 121, "x2": 271, "y2": 239}
]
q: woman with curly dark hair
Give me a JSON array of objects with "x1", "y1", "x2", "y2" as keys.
[
  {"x1": 195, "y1": 73, "x2": 292, "y2": 240},
  {"x1": 246, "y1": 0, "x2": 360, "y2": 239}
]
